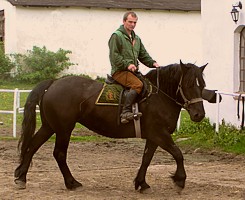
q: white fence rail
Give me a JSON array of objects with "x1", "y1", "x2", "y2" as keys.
[
  {"x1": 0, "y1": 89, "x2": 32, "y2": 138},
  {"x1": 215, "y1": 91, "x2": 245, "y2": 133}
]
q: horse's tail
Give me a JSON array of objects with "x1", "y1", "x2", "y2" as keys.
[{"x1": 18, "y1": 79, "x2": 54, "y2": 162}]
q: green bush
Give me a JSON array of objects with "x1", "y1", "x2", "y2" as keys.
[
  {"x1": 0, "y1": 47, "x2": 15, "y2": 79},
  {"x1": 214, "y1": 120, "x2": 244, "y2": 146},
  {"x1": 12, "y1": 46, "x2": 75, "y2": 83},
  {"x1": 175, "y1": 112, "x2": 245, "y2": 154},
  {"x1": 95, "y1": 76, "x2": 106, "y2": 83}
]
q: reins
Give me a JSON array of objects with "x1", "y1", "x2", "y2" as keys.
[{"x1": 156, "y1": 67, "x2": 160, "y2": 94}]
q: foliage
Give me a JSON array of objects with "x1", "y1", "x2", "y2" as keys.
[
  {"x1": 174, "y1": 111, "x2": 245, "y2": 154},
  {"x1": 11, "y1": 46, "x2": 75, "y2": 83},
  {"x1": 0, "y1": 46, "x2": 15, "y2": 79},
  {"x1": 95, "y1": 76, "x2": 106, "y2": 83},
  {"x1": 48, "y1": 135, "x2": 109, "y2": 142},
  {"x1": 0, "y1": 41, "x2": 3, "y2": 52}
]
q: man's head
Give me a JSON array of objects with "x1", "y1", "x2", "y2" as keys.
[{"x1": 123, "y1": 11, "x2": 138, "y2": 34}]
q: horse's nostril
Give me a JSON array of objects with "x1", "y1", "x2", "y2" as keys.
[
  {"x1": 197, "y1": 113, "x2": 205, "y2": 119},
  {"x1": 191, "y1": 112, "x2": 205, "y2": 122}
]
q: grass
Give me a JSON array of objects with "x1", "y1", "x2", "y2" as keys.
[
  {"x1": 174, "y1": 111, "x2": 245, "y2": 155},
  {"x1": 49, "y1": 135, "x2": 110, "y2": 142},
  {"x1": 0, "y1": 81, "x2": 35, "y2": 134}
]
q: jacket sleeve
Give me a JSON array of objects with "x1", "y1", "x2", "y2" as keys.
[
  {"x1": 108, "y1": 34, "x2": 132, "y2": 71},
  {"x1": 138, "y1": 38, "x2": 156, "y2": 68}
]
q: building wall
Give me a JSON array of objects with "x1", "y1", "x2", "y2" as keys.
[
  {"x1": 0, "y1": 0, "x2": 17, "y2": 53},
  {"x1": 202, "y1": 0, "x2": 245, "y2": 127},
  {"x1": 0, "y1": 1, "x2": 202, "y2": 79},
  {"x1": 2, "y1": 0, "x2": 244, "y2": 128}
]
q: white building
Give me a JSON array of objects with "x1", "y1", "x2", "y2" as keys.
[
  {"x1": 202, "y1": 0, "x2": 245, "y2": 128},
  {"x1": 2, "y1": 0, "x2": 243, "y2": 128},
  {"x1": 0, "y1": 0, "x2": 202, "y2": 78}
]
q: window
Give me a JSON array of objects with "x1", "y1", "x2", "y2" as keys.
[
  {"x1": 240, "y1": 27, "x2": 245, "y2": 92},
  {"x1": 0, "y1": 10, "x2": 4, "y2": 51}
]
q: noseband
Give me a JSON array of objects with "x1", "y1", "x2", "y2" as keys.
[{"x1": 175, "y1": 75, "x2": 203, "y2": 110}]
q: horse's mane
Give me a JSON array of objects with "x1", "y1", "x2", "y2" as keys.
[{"x1": 145, "y1": 63, "x2": 205, "y2": 96}]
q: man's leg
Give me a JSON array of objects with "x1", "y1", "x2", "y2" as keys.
[
  {"x1": 120, "y1": 89, "x2": 143, "y2": 123},
  {"x1": 112, "y1": 71, "x2": 143, "y2": 123}
]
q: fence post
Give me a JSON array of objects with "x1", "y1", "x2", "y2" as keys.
[
  {"x1": 215, "y1": 91, "x2": 220, "y2": 133},
  {"x1": 13, "y1": 88, "x2": 18, "y2": 138}
]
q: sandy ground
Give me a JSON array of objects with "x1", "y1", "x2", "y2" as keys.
[{"x1": 1, "y1": 132, "x2": 245, "y2": 200}]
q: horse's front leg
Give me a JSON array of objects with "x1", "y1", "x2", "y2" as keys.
[
  {"x1": 169, "y1": 144, "x2": 186, "y2": 188},
  {"x1": 156, "y1": 133, "x2": 186, "y2": 189},
  {"x1": 135, "y1": 139, "x2": 158, "y2": 193}
]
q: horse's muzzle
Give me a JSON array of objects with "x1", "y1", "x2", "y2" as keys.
[{"x1": 190, "y1": 112, "x2": 205, "y2": 122}]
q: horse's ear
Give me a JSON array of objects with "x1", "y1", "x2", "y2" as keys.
[
  {"x1": 200, "y1": 63, "x2": 208, "y2": 72},
  {"x1": 180, "y1": 60, "x2": 188, "y2": 74}
]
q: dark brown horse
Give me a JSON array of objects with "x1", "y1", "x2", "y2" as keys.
[{"x1": 14, "y1": 61, "x2": 207, "y2": 192}]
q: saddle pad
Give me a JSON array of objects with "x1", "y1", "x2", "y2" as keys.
[{"x1": 96, "y1": 83, "x2": 123, "y2": 105}]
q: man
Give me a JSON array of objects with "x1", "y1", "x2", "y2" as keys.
[{"x1": 109, "y1": 11, "x2": 159, "y2": 124}]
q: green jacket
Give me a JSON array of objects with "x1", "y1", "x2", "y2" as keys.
[{"x1": 109, "y1": 25, "x2": 156, "y2": 75}]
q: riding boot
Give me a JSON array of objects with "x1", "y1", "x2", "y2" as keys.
[{"x1": 121, "y1": 89, "x2": 142, "y2": 124}]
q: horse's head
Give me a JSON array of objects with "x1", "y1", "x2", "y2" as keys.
[
  {"x1": 145, "y1": 61, "x2": 207, "y2": 122},
  {"x1": 178, "y1": 60, "x2": 207, "y2": 122}
]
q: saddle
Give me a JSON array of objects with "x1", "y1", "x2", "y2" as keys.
[{"x1": 95, "y1": 73, "x2": 151, "y2": 106}]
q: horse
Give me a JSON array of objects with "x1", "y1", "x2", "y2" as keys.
[{"x1": 14, "y1": 61, "x2": 207, "y2": 192}]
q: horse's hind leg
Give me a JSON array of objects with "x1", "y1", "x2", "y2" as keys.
[
  {"x1": 53, "y1": 130, "x2": 82, "y2": 190},
  {"x1": 14, "y1": 125, "x2": 54, "y2": 189},
  {"x1": 135, "y1": 139, "x2": 158, "y2": 193}
]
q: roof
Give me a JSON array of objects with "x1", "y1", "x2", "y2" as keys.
[{"x1": 7, "y1": 0, "x2": 201, "y2": 11}]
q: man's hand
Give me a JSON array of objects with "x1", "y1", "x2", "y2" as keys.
[
  {"x1": 128, "y1": 64, "x2": 137, "y2": 72},
  {"x1": 153, "y1": 62, "x2": 160, "y2": 68}
]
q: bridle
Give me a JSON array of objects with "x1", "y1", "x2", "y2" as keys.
[
  {"x1": 175, "y1": 75, "x2": 203, "y2": 110},
  {"x1": 155, "y1": 68, "x2": 203, "y2": 110}
]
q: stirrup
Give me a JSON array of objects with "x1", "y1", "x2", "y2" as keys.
[
  {"x1": 133, "y1": 112, "x2": 142, "y2": 120},
  {"x1": 132, "y1": 103, "x2": 142, "y2": 120}
]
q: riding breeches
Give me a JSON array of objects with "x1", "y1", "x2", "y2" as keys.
[{"x1": 112, "y1": 71, "x2": 143, "y2": 94}]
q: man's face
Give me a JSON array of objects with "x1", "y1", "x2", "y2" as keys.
[{"x1": 123, "y1": 14, "x2": 138, "y2": 32}]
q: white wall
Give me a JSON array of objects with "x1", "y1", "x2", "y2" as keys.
[
  {"x1": 202, "y1": 0, "x2": 245, "y2": 127},
  {"x1": 2, "y1": 0, "x2": 245, "y2": 128},
  {"x1": 0, "y1": 1, "x2": 202, "y2": 79},
  {"x1": 0, "y1": 0, "x2": 17, "y2": 53}
]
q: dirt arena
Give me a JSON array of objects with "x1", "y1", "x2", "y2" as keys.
[{"x1": 1, "y1": 132, "x2": 245, "y2": 200}]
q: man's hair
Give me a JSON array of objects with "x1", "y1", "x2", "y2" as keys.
[{"x1": 123, "y1": 11, "x2": 138, "y2": 21}]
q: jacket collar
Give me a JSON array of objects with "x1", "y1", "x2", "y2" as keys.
[{"x1": 118, "y1": 25, "x2": 136, "y2": 40}]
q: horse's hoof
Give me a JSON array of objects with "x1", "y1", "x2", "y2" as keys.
[
  {"x1": 14, "y1": 179, "x2": 26, "y2": 190},
  {"x1": 174, "y1": 180, "x2": 185, "y2": 189},
  {"x1": 174, "y1": 184, "x2": 184, "y2": 194},
  {"x1": 171, "y1": 174, "x2": 186, "y2": 189},
  {"x1": 140, "y1": 187, "x2": 153, "y2": 194},
  {"x1": 67, "y1": 181, "x2": 83, "y2": 191},
  {"x1": 72, "y1": 185, "x2": 83, "y2": 191}
]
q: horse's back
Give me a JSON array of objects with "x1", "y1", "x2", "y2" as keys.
[
  {"x1": 45, "y1": 76, "x2": 101, "y2": 99},
  {"x1": 41, "y1": 76, "x2": 103, "y2": 124}
]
